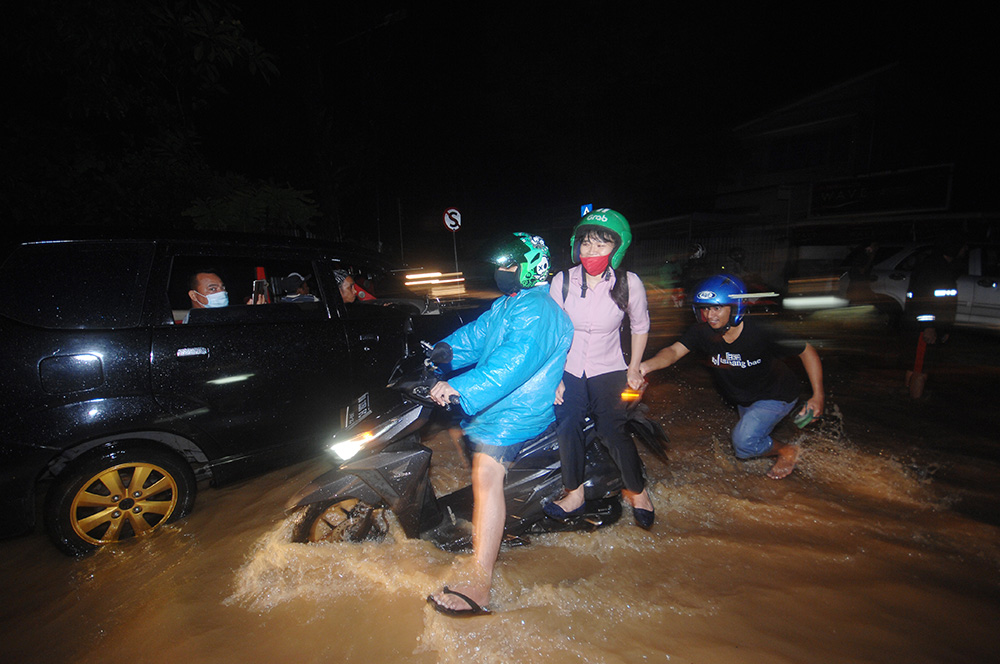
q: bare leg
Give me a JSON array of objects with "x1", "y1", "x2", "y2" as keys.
[
  {"x1": 765, "y1": 441, "x2": 800, "y2": 480},
  {"x1": 430, "y1": 453, "x2": 506, "y2": 611}
]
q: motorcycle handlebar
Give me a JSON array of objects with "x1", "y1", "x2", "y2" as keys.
[
  {"x1": 401, "y1": 383, "x2": 462, "y2": 412},
  {"x1": 392, "y1": 372, "x2": 463, "y2": 413}
]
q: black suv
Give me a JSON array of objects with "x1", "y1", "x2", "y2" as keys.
[{"x1": 0, "y1": 232, "x2": 477, "y2": 555}]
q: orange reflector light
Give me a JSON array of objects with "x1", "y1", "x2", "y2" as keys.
[{"x1": 620, "y1": 389, "x2": 642, "y2": 402}]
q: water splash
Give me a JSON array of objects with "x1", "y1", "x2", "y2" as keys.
[{"x1": 226, "y1": 510, "x2": 449, "y2": 612}]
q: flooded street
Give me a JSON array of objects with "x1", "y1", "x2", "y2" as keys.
[{"x1": 2, "y1": 306, "x2": 999, "y2": 664}]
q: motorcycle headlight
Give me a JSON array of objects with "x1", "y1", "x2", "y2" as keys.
[{"x1": 329, "y1": 419, "x2": 397, "y2": 461}]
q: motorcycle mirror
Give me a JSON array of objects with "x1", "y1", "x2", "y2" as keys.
[{"x1": 429, "y1": 342, "x2": 453, "y2": 364}]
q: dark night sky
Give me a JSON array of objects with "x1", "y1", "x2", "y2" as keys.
[{"x1": 197, "y1": 3, "x2": 997, "y2": 261}]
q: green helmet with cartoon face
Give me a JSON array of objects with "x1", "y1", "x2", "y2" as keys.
[
  {"x1": 570, "y1": 208, "x2": 632, "y2": 269},
  {"x1": 487, "y1": 232, "x2": 551, "y2": 288}
]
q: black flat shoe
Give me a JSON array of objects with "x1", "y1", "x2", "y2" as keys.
[
  {"x1": 543, "y1": 500, "x2": 585, "y2": 520},
  {"x1": 633, "y1": 507, "x2": 654, "y2": 530}
]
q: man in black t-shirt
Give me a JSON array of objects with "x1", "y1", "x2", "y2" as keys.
[{"x1": 640, "y1": 275, "x2": 824, "y2": 479}]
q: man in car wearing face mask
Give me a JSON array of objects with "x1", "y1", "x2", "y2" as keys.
[
  {"x1": 426, "y1": 232, "x2": 573, "y2": 617},
  {"x1": 184, "y1": 270, "x2": 229, "y2": 322}
]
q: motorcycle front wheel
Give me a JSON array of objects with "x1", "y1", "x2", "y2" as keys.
[{"x1": 291, "y1": 498, "x2": 388, "y2": 544}]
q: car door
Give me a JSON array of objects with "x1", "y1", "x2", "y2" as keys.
[
  {"x1": 149, "y1": 245, "x2": 368, "y2": 482},
  {"x1": 314, "y1": 256, "x2": 412, "y2": 394},
  {"x1": 962, "y1": 245, "x2": 1000, "y2": 329},
  {"x1": 0, "y1": 239, "x2": 158, "y2": 452},
  {"x1": 871, "y1": 245, "x2": 934, "y2": 309}
]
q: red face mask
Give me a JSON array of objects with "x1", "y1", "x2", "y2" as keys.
[{"x1": 580, "y1": 254, "x2": 610, "y2": 276}]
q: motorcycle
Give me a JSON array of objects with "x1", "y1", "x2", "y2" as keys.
[{"x1": 285, "y1": 342, "x2": 668, "y2": 551}]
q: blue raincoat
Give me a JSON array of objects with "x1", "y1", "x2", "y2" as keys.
[{"x1": 440, "y1": 283, "x2": 574, "y2": 447}]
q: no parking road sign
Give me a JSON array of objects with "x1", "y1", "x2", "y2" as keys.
[
  {"x1": 443, "y1": 207, "x2": 462, "y2": 271},
  {"x1": 443, "y1": 208, "x2": 462, "y2": 231}
]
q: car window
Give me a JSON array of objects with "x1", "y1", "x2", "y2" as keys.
[
  {"x1": 951, "y1": 250, "x2": 969, "y2": 275},
  {"x1": 168, "y1": 254, "x2": 327, "y2": 324},
  {"x1": 328, "y1": 258, "x2": 413, "y2": 302},
  {"x1": 982, "y1": 247, "x2": 999, "y2": 276},
  {"x1": 896, "y1": 247, "x2": 934, "y2": 271},
  {"x1": 0, "y1": 241, "x2": 153, "y2": 329},
  {"x1": 871, "y1": 245, "x2": 904, "y2": 266}
]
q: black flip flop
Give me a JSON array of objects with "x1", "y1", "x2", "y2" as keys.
[{"x1": 426, "y1": 586, "x2": 490, "y2": 617}]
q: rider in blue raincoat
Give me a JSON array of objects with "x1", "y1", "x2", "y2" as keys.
[
  {"x1": 427, "y1": 232, "x2": 573, "y2": 617},
  {"x1": 444, "y1": 281, "x2": 572, "y2": 449}
]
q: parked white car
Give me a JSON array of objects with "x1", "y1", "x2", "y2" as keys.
[{"x1": 863, "y1": 244, "x2": 1000, "y2": 330}]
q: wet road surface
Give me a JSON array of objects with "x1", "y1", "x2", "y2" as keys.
[{"x1": 1, "y1": 306, "x2": 998, "y2": 663}]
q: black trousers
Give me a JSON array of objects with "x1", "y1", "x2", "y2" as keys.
[{"x1": 555, "y1": 370, "x2": 646, "y2": 494}]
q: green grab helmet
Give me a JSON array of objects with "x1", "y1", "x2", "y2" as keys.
[
  {"x1": 570, "y1": 208, "x2": 632, "y2": 269},
  {"x1": 487, "y1": 232, "x2": 551, "y2": 288}
]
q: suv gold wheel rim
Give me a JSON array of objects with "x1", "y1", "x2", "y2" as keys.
[{"x1": 69, "y1": 462, "x2": 180, "y2": 545}]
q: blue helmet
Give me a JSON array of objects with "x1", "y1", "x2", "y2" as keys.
[{"x1": 691, "y1": 274, "x2": 747, "y2": 325}]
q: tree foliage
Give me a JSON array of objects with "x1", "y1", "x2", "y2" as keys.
[
  {"x1": 0, "y1": 0, "x2": 307, "y2": 232},
  {"x1": 183, "y1": 176, "x2": 320, "y2": 236}
]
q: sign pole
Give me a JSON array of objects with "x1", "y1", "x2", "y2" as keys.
[
  {"x1": 398, "y1": 198, "x2": 405, "y2": 264},
  {"x1": 443, "y1": 207, "x2": 462, "y2": 273}
]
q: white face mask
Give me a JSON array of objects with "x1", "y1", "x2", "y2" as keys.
[{"x1": 198, "y1": 291, "x2": 229, "y2": 308}]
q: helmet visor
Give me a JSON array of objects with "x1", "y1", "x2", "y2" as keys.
[{"x1": 486, "y1": 235, "x2": 526, "y2": 269}]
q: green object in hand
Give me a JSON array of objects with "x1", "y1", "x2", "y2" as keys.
[{"x1": 793, "y1": 407, "x2": 814, "y2": 428}]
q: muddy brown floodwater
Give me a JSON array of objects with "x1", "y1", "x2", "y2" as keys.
[{"x1": 1, "y1": 306, "x2": 999, "y2": 664}]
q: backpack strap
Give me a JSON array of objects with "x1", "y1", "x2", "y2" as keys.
[
  {"x1": 562, "y1": 267, "x2": 631, "y2": 311},
  {"x1": 619, "y1": 269, "x2": 629, "y2": 310}
]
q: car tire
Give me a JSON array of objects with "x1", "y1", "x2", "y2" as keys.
[{"x1": 44, "y1": 445, "x2": 197, "y2": 557}]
